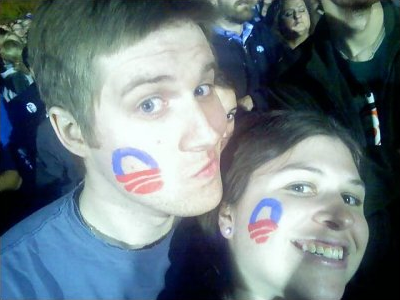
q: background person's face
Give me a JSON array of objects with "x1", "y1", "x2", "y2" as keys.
[
  {"x1": 12, "y1": 23, "x2": 25, "y2": 38},
  {"x1": 281, "y1": 0, "x2": 310, "y2": 36},
  {"x1": 261, "y1": 0, "x2": 275, "y2": 17},
  {"x1": 220, "y1": 136, "x2": 368, "y2": 299},
  {"x1": 217, "y1": 0, "x2": 258, "y2": 23},
  {"x1": 86, "y1": 21, "x2": 227, "y2": 217}
]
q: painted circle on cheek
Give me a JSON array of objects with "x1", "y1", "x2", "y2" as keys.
[
  {"x1": 248, "y1": 198, "x2": 282, "y2": 244},
  {"x1": 112, "y1": 148, "x2": 164, "y2": 195}
]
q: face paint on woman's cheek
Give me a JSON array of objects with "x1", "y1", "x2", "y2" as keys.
[
  {"x1": 248, "y1": 198, "x2": 282, "y2": 244},
  {"x1": 112, "y1": 147, "x2": 164, "y2": 194}
]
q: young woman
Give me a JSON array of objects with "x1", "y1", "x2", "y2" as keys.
[
  {"x1": 160, "y1": 110, "x2": 369, "y2": 300},
  {"x1": 215, "y1": 110, "x2": 369, "y2": 300}
]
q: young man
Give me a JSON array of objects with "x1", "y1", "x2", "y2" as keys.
[
  {"x1": 1, "y1": 1, "x2": 227, "y2": 299},
  {"x1": 266, "y1": 0, "x2": 400, "y2": 298},
  {"x1": 210, "y1": 0, "x2": 279, "y2": 111}
]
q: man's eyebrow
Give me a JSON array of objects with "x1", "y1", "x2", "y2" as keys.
[
  {"x1": 121, "y1": 75, "x2": 174, "y2": 97},
  {"x1": 276, "y1": 163, "x2": 365, "y2": 188},
  {"x1": 120, "y1": 61, "x2": 216, "y2": 97},
  {"x1": 202, "y1": 61, "x2": 217, "y2": 75}
]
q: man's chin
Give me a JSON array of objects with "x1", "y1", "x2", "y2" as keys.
[{"x1": 331, "y1": 0, "x2": 380, "y2": 9}]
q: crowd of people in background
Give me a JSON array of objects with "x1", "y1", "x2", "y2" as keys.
[
  {"x1": 1, "y1": 13, "x2": 84, "y2": 234},
  {"x1": 0, "y1": 1, "x2": 399, "y2": 299}
]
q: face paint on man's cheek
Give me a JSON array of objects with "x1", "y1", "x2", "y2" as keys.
[
  {"x1": 248, "y1": 198, "x2": 282, "y2": 244},
  {"x1": 112, "y1": 147, "x2": 164, "y2": 194}
]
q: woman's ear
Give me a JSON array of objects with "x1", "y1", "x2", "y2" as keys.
[
  {"x1": 48, "y1": 106, "x2": 88, "y2": 158},
  {"x1": 218, "y1": 202, "x2": 235, "y2": 239}
]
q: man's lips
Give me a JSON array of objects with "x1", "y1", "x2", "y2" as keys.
[{"x1": 192, "y1": 156, "x2": 219, "y2": 178}]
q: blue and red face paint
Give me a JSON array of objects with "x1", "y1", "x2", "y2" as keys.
[
  {"x1": 112, "y1": 148, "x2": 163, "y2": 195},
  {"x1": 248, "y1": 198, "x2": 282, "y2": 244}
]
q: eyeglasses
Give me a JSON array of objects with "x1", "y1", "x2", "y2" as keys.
[{"x1": 281, "y1": 6, "x2": 307, "y2": 18}]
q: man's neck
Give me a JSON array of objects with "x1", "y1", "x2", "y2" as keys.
[
  {"x1": 79, "y1": 174, "x2": 175, "y2": 249},
  {"x1": 324, "y1": 1, "x2": 384, "y2": 62},
  {"x1": 216, "y1": 18, "x2": 244, "y2": 35}
]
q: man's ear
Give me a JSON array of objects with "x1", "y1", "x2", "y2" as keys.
[
  {"x1": 218, "y1": 202, "x2": 235, "y2": 239},
  {"x1": 48, "y1": 107, "x2": 88, "y2": 158}
]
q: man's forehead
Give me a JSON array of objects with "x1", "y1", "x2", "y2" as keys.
[
  {"x1": 94, "y1": 21, "x2": 215, "y2": 93},
  {"x1": 97, "y1": 21, "x2": 213, "y2": 69}
]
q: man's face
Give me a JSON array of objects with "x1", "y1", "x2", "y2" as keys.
[
  {"x1": 12, "y1": 23, "x2": 25, "y2": 38},
  {"x1": 217, "y1": 0, "x2": 258, "y2": 23},
  {"x1": 220, "y1": 136, "x2": 368, "y2": 299},
  {"x1": 86, "y1": 21, "x2": 227, "y2": 217},
  {"x1": 328, "y1": 0, "x2": 380, "y2": 9},
  {"x1": 320, "y1": 0, "x2": 380, "y2": 30}
]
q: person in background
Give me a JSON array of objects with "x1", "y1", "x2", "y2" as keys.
[
  {"x1": 266, "y1": 0, "x2": 400, "y2": 298},
  {"x1": 275, "y1": 0, "x2": 311, "y2": 49},
  {"x1": 10, "y1": 22, "x2": 27, "y2": 44},
  {"x1": 1, "y1": 38, "x2": 46, "y2": 210},
  {"x1": 210, "y1": 0, "x2": 276, "y2": 111},
  {"x1": 0, "y1": 27, "x2": 9, "y2": 48},
  {"x1": 0, "y1": 141, "x2": 24, "y2": 235},
  {"x1": 1, "y1": 1, "x2": 227, "y2": 300},
  {"x1": 259, "y1": 0, "x2": 312, "y2": 84},
  {"x1": 255, "y1": 0, "x2": 276, "y2": 20},
  {"x1": 0, "y1": 39, "x2": 33, "y2": 102},
  {"x1": 0, "y1": 142, "x2": 22, "y2": 193}
]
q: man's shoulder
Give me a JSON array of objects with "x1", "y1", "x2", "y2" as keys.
[{"x1": 1, "y1": 192, "x2": 73, "y2": 252}]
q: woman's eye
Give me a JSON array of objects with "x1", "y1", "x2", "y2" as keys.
[
  {"x1": 194, "y1": 84, "x2": 212, "y2": 97},
  {"x1": 227, "y1": 108, "x2": 237, "y2": 121},
  {"x1": 286, "y1": 183, "x2": 315, "y2": 194},
  {"x1": 342, "y1": 194, "x2": 362, "y2": 207},
  {"x1": 283, "y1": 10, "x2": 294, "y2": 18},
  {"x1": 138, "y1": 97, "x2": 163, "y2": 114}
]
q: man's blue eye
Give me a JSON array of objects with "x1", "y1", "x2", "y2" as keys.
[
  {"x1": 138, "y1": 98, "x2": 163, "y2": 114},
  {"x1": 140, "y1": 100, "x2": 155, "y2": 113},
  {"x1": 194, "y1": 84, "x2": 211, "y2": 97}
]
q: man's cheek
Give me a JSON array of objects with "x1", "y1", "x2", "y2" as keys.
[{"x1": 112, "y1": 147, "x2": 164, "y2": 194}]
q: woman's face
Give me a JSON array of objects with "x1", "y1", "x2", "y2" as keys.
[
  {"x1": 280, "y1": 0, "x2": 310, "y2": 37},
  {"x1": 215, "y1": 86, "x2": 237, "y2": 150},
  {"x1": 219, "y1": 135, "x2": 368, "y2": 300}
]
